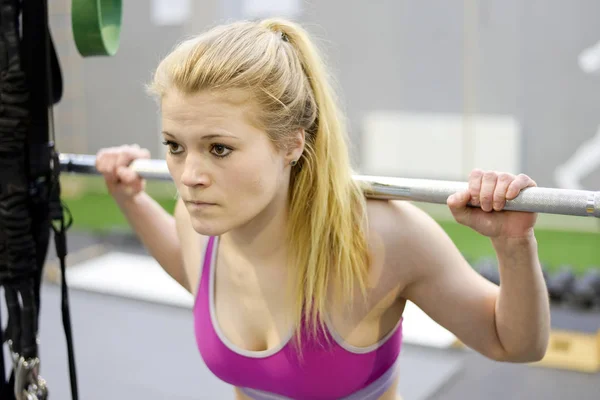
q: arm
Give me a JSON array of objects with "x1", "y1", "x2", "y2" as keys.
[
  {"x1": 394, "y1": 202, "x2": 550, "y2": 362},
  {"x1": 491, "y1": 234, "x2": 550, "y2": 361},
  {"x1": 115, "y1": 192, "x2": 190, "y2": 292}
]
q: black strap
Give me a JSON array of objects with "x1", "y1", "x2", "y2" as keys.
[
  {"x1": 0, "y1": 0, "x2": 78, "y2": 398},
  {"x1": 0, "y1": 0, "x2": 39, "y2": 397},
  {"x1": 0, "y1": 304, "x2": 6, "y2": 396},
  {"x1": 50, "y1": 152, "x2": 79, "y2": 399},
  {"x1": 42, "y1": 0, "x2": 78, "y2": 395},
  {"x1": 21, "y1": 0, "x2": 79, "y2": 397}
]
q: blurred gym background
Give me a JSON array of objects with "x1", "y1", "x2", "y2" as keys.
[
  {"x1": 49, "y1": 0, "x2": 600, "y2": 271},
  {"x1": 24, "y1": 0, "x2": 600, "y2": 399}
]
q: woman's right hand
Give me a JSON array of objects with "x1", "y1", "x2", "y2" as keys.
[{"x1": 95, "y1": 144, "x2": 151, "y2": 201}]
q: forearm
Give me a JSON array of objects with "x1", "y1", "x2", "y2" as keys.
[
  {"x1": 492, "y1": 234, "x2": 550, "y2": 362},
  {"x1": 115, "y1": 191, "x2": 185, "y2": 282}
]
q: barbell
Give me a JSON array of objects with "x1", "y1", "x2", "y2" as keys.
[{"x1": 57, "y1": 153, "x2": 600, "y2": 218}]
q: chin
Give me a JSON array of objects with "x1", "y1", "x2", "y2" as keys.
[
  {"x1": 191, "y1": 221, "x2": 228, "y2": 237},
  {"x1": 190, "y1": 216, "x2": 241, "y2": 237},
  {"x1": 187, "y1": 204, "x2": 267, "y2": 237}
]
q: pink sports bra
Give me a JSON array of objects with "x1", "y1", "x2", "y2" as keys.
[{"x1": 193, "y1": 236, "x2": 403, "y2": 399}]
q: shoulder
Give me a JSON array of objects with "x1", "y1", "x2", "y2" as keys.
[
  {"x1": 365, "y1": 198, "x2": 441, "y2": 244},
  {"x1": 365, "y1": 199, "x2": 454, "y2": 284}
]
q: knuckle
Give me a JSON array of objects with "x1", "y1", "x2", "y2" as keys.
[
  {"x1": 498, "y1": 173, "x2": 513, "y2": 184},
  {"x1": 483, "y1": 170, "x2": 497, "y2": 179},
  {"x1": 117, "y1": 152, "x2": 133, "y2": 164},
  {"x1": 493, "y1": 187, "x2": 506, "y2": 198},
  {"x1": 470, "y1": 168, "x2": 484, "y2": 178},
  {"x1": 518, "y1": 173, "x2": 532, "y2": 183}
]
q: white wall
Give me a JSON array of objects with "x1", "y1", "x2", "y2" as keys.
[{"x1": 361, "y1": 111, "x2": 522, "y2": 181}]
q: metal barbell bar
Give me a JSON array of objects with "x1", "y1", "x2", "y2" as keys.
[{"x1": 57, "y1": 153, "x2": 600, "y2": 218}]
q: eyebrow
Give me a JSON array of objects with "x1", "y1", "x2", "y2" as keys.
[{"x1": 161, "y1": 131, "x2": 238, "y2": 140}]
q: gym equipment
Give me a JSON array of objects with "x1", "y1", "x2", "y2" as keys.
[
  {"x1": 566, "y1": 268, "x2": 600, "y2": 309},
  {"x1": 71, "y1": 0, "x2": 123, "y2": 57},
  {"x1": 547, "y1": 266, "x2": 577, "y2": 302},
  {"x1": 0, "y1": 1, "x2": 70, "y2": 399},
  {"x1": 57, "y1": 153, "x2": 600, "y2": 218},
  {"x1": 586, "y1": 268, "x2": 600, "y2": 299},
  {"x1": 474, "y1": 258, "x2": 500, "y2": 285}
]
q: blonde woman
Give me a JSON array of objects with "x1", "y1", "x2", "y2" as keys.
[{"x1": 95, "y1": 18, "x2": 550, "y2": 400}]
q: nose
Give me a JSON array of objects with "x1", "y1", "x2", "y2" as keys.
[{"x1": 180, "y1": 157, "x2": 211, "y2": 188}]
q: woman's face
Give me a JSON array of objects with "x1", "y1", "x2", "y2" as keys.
[{"x1": 161, "y1": 89, "x2": 302, "y2": 236}]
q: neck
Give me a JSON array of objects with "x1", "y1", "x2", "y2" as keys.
[{"x1": 221, "y1": 189, "x2": 290, "y2": 265}]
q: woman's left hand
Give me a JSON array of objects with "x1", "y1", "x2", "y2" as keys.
[{"x1": 447, "y1": 169, "x2": 538, "y2": 239}]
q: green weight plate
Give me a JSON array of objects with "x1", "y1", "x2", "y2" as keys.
[{"x1": 71, "y1": 0, "x2": 122, "y2": 57}]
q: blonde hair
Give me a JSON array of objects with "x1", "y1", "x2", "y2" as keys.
[{"x1": 148, "y1": 18, "x2": 371, "y2": 343}]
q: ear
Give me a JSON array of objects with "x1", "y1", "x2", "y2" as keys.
[{"x1": 285, "y1": 128, "x2": 305, "y2": 164}]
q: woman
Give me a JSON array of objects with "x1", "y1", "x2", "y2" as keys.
[{"x1": 95, "y1": 18, "x2": 550, "y2": 400}]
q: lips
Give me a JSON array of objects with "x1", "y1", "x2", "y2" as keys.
[
  {"x1": 185, "y1": 200, "x2": 217, "y2": 210},
  {"x1": 186, "y1": 200, "x2": 215, "y2": 205}
]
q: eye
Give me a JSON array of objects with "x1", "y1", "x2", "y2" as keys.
[
  {"x1": 162, "y1": 140, "x2": 183, "y2": 155},
  {"x1": 210, "y1": 144, "x2": 233, "y2": 158}
]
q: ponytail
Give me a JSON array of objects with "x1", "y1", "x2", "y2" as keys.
[{"x1": 261, "y1": 19, "x2": 371, "y2": 341}]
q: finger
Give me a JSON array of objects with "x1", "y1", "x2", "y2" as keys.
[
  {"x1": 99, "y1": 151, "x2": 120, "y2": 182},
  {"x1": 492, "y1": 173, "x2": 515, "y2": 211},
  {"x1": 479, "y1": 171, "x2": 498, "y2": 212},
  {"x1": 95, "y1": 149, "x2": 112, "y2": 173},
  {"x1": 447, "y1": 189, "x2": 471, "y2": 209},
  {"x1": 129, "y1": 143, "x2": 150, "y2": 158},
  {"x1": 138, "y1": 148, "x2": 151, "y2": 159},
  {"x1": 468, "y1": 169, "x2": 484, "y2": 206},
  {"x1": 95, "y1": 149, "x2": 106, "y2": 169},
  {"x1": 116, "y1": 166, "x2": 140, "y2": 184},
  {"x1": 115, "y1": 146, "x2": 150, "y2": 168},
  {"x1": 447, "y1": 190, "x2": 472, "y2": 225},
  {"x1": 115, "y1": 148, "x2": 138, "y2": 172},
  {"x1": 506, "y1": 173, "x2": 536, "y2": 200}
]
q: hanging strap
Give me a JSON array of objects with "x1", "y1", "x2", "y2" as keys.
[
  {"x1": 20, "y1": 0, "x2": 79, "y2": 398},
  {"x1": 0, "y1": 0, "x2": 77, "y2": 399},
  {"x1": 0, "y1": 1, "x2": 41, "y2": 399}
]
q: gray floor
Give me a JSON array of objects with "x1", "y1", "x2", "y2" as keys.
[
  {"x1": 1, "y1": 230, "x2": 599, "y2": 400},
  {"x1": 429, "y1": 352, "x2": 600, "y2": 400}
]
